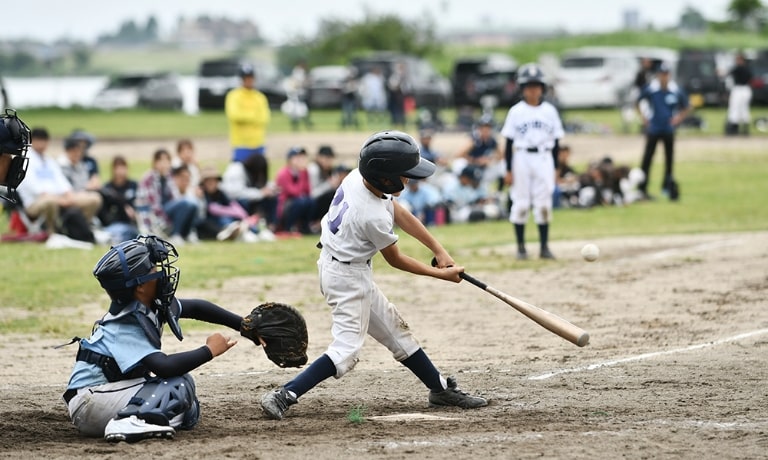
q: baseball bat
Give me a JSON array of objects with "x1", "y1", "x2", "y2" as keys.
[{"x1": 432, "y1": 258, "x2": 590, "y2": 347}]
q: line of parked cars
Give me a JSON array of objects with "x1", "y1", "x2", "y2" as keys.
[{"x1": 89, "y1": 47, "x2": 768, "y2": 113}]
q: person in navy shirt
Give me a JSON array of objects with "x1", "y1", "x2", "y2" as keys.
[{"x1": 635, "y1": 63, "x2": 690, "y2": 200}]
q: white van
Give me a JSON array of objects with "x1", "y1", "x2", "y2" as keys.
[{"x1": 553, "y1": 47, "x2": 640, "y2": 109}]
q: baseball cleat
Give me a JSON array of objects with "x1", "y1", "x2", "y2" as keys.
[
  {"x1": 540, "y1": 247, "x2": 556, "y2": 260},
  {"x1": 516, "y1": 248, "x2": 528, "y2": 260},
  {"x1": 261, "y1": 387, "x2": 298, "y2": 420},
  {"x1": 104, "y1": 415, "x2": 175, "y2": 443},
  {"x1": 428, "y1": 377, "x2": 488, "y2": 409}
]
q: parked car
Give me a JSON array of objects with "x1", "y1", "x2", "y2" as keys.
[
  {"x1": 748, "y1": 49, "x2": 768, "y2": 106},
  {"x1": 93, "y1": 73, "x2": 183, "y2": 111},
  {"x1": 197, "y1": 58, "x2": 287, "y2": 110},
  {"x1": 553, "y1": 47, "x2": 640, "y2": 109},
  {"x1": 676, "y1": 48, "x2": 726, "y2": 108},
  {"x1": 350, "y1": 52, "x2": 452, "y2": 109},
  {"x1": 451, "y1": 53, "x2": 519, "y2": 108},
  {"x1": 306, "y1": 65, "x2": 351, "y2": 109}
]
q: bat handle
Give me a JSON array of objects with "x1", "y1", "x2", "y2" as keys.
[
  {"x1": 431, "y1": 257, "x2": 487, "y2": 289},
  {"x1": 459, "y1": 272, "x2": 487, "y2": 290}
]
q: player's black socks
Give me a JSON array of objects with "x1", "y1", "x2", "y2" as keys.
[
  {"x1": 538, "y1": 224, "x2": 549, "y2": 249},
  {"x1": 514, "y1": 224, "x2": 525, "y2": 250},
  {"x1": 401, "y1": 348, "x2": 443, "y2": 392},
  {"x1": 284, "y1": 354, "x2": 336, "y2": 398}
]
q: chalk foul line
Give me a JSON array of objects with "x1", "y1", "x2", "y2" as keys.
[{"x1": 528, "y1": 328, "x2": 768, "y2": 381}]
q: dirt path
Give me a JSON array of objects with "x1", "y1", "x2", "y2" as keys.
[{"x1": 2, "y1": 231, "x2": 766, "y2": 459}]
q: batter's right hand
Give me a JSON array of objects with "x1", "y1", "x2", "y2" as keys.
[{"x1": 437, "y1": 265, "x2": 465, "y2": 283}]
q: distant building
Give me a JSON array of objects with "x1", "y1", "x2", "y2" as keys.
[
  {"x1": 623, "y1": 9, "x2": 641, "y2": 30},
  {"x1": 170, "y1": 16, "x2": 264, "y2": 50}
]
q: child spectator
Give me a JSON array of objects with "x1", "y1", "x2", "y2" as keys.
[
  {"x1": 136, "y1": 149, "x2": 199, "y2": 246},
  {"x1": 197, "y1": 166, "x2": 260, "y2": 243},
  {"x1": 307, "y1": 145, "x2": 339, "y2": 221},
  {"x1": 98, "y1": 155, "x2": 139, "y2": 244},
  {"x1": 275, "y1": 147, "x2": 315, "y2": 235},
  {"x1": 173, "y1": 139, "x2": 201, "y2": 198},
  {"x1": 220, "y1": 153, "x2": 279, "y2": 231}
]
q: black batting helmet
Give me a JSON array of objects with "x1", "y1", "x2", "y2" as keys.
[
  {"x1": 358, "y1": 130, "x2": 436, "y2": 194},
  {"x1": 517, "y1": 63, "x2": 546, "y2": 91},
  {"x1": 94, "y1": 235, "x2": 180, "y2": 309}
]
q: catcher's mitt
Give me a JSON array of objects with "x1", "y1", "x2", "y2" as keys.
[{"x1": 241, "y1": 302, "x2": 308, "y2": 368}]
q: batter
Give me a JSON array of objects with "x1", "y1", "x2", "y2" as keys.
[
  {"x1": 500, "y1": 63, "x2": 564, "y2": 260},
  {"x1": 260, "y1": 130, "x2": 488, "y2": 420}
]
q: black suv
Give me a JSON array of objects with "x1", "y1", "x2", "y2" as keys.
[
  {"x1": 197, "y1": 58, "x2": 287, "y2": 110},
  {"x1": 451, "y1": 54, "x2": 519, "y2": 108},
  {"x1": 676, "y1": 48, "x2": 726, "y2": 107},
  {"x1": 350, "y1": 52, "x2": 452, "y2": 109},
  {"x1": 749, "y1": 49, "x2": 768, "y2": 106}
]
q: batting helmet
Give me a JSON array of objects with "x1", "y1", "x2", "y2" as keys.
[
  {"x1": 516, "y1": 63, "x2": 546, "y2": 91},
  {"x1": 358, "y1": 130, "x2": 436, "y2": 194},
  {"x1": 94, "y1": 235, "x2": 180, "y2": 310}
]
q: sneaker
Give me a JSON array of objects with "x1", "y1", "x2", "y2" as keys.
[
  {"x1": 239, "y1": 229, "x2": 261, "y2": 243},
  {"x1": 428, "y1": 377, "x2": 488, "y2": 409},
  {"x1": 516, "y1": 248, "x2": 528, "y2": 260},
  {"x1": 216, "y1": 221, "x2": 241, "y2": 241},
  {"x1": 540, "y1": 247, "x2": 556, "y2": 260},
  {"x1": 261, "y1": 387, "x2": 298, "y2": 420},
  {"x1": 186, "y1": 231, "x2": 200, "y2": 244},
  {"x1": 258, "y1": 227, "x2": 276, "y2": 242},
  {"x1": 104, "y1": 415, "x2": 175, "y2": 443},
  {"x1": 168, "y1": 234, "x2": 185, "y2": 247}
]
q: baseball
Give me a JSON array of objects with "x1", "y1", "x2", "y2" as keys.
[{"x1": 581, "y1": 244, "x2": 600, "y2": 262}]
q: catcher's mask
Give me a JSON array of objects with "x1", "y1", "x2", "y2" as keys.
[
  {"x1": 93, "y1": 235, "x2": 182, "y2": 340},
  {"x1": 358, "y1": 130, "x2": 435, "y2": 194},
  {"x1": 0, "y1": 109, "x2": 31, "y2": 203}
]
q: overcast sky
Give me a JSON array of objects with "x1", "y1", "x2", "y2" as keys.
[{"x1": 3, "y1": 0, "x2": 733, "y2": 44}]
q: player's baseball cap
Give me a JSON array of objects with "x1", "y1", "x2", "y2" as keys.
[
  {"x1": 657, "y1": 62, "x2": 671, "y2": 74},
  {"x1": 239, "y1": 64, "x2": 255, "y2": 77},
  {"x1": 286, "y1": 146, "x2": 307, "y2": 159}
]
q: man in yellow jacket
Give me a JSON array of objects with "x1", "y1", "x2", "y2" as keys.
[{"x1": 225, "y1": 64, "x2": 271, "y2": 162}]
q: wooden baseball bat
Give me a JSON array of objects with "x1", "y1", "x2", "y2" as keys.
[
  {"x1": 431, "y1": 258, "x2": 589, "y2": 347},
  {"x1": 461, "y1": 272, "x2": 589, "y2": 347}
]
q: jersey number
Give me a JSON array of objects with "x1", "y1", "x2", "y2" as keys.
[{"x1": 327, "y1": 187, "x2": 349, "y2": 235}]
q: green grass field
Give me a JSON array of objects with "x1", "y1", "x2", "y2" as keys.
[{"x1": 2, "y1": 147, "x2": 766, "y2": 336}]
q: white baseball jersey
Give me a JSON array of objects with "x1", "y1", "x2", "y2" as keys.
[
  {"x1": 317, "y1": 168, "x2": 420, "y2": 377},
  {"x1": 319, "y1": 168, "x2": 398, "y2": 263},
  {"x1": 500, "y1": 100, "x2": 564, "y2": 224}
]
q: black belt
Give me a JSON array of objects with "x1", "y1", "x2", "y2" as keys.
[
  {"x1": 63, "y1": 388, "x2": 78, "y2": 404},
  {"x1": 317, "y1": 242, "x2": 370, "y2": 265}
]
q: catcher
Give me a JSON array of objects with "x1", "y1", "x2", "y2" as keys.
[{"x1": 62, "y1": 235, "x2": 307, "y2": 443}]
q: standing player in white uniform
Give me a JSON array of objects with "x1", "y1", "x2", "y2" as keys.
[
  {"x1": 260, "y1": 131, "x2": 487, "y2": 420},
  {"x1": 500, "y1": 63, "x2": 564, "y2": 260}
]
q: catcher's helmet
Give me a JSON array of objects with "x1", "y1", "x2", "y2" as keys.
[
  {"x1": 94, "y1": 235, "x2": 180, "y2": 309},
  {"x1": 358, "y1": 130, "x2": 435, "y2": 194},
  {"x1": 517, "y1": 63, "x2": 546, "y2": 90},
  {"x1": 0, "y1": 109, "x2": 31, "y2": 203}
]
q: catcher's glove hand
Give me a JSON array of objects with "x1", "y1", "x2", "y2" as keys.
[{"x1": 241, "y1": 302, "x2": 308, "y2": 368}]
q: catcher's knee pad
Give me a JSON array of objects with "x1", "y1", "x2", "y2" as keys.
[{"x1": 116, "y1": 374, "x2": 199, "y2": 429}]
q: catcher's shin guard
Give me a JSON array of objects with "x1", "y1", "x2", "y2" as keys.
[{"x1": 116, "y1": 374, "x2": 199, "y2": 429}]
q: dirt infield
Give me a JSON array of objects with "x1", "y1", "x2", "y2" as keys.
[{"x1": 2, "y1": 230, "x2": 766, "y2": 459}]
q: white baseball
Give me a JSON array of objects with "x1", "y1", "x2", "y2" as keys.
[{"x1": 581, "y1": 244, "x2": 600, "y2": 262}]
